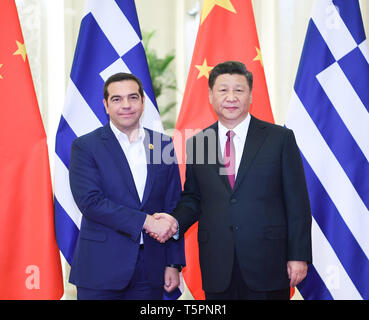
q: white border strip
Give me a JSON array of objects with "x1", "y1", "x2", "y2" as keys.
[
  {"x1": 312, "y1": 217, "x2": 362, "y2": 299},
  {"x1": 312, "y1": 0, "x2": 357, "y2": 61},
  {"x1": 286, "y1": 91, "x2": 369, "y2": 258},
  {"x1": 63, "y1": 81, "x2": 103, "y2": 137},
  {"x1": 317, "y1": 62, "x2": 369, "y2": 159},
  {"x1": 54, "y1": 155, "x2": 82, "y2": 229},
  {"x1": 85, "y1": 0, "x2": 140, "y2": 56}
]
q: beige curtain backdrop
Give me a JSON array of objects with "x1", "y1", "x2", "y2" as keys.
[{"x1": 14, "y1": 0, "x2": 369, "y2": 299}]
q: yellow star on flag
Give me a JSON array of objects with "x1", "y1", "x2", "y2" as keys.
[
  {"x1": 0, "y1": 64, "x2": 3, "y2": 79},
  {"x1": 13, "y1": 40, "x2": 27, "y2": 62},
  {"x1": 195, "y1": 59, "x2": 214, "y2": 79},
  {"x1": 201, "y1": 0, "x2": 236, "y2": 25},
  {"x1": 253, "y1": 47, "x2": 263, "y2": 67}
]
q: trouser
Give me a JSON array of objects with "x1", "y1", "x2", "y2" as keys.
[
  {"x1": 205, "y1": 254, "x2": 290, "y2": 300},
  {"x1": 77, "y1": 247, "x2": 163, "y2": 300}
]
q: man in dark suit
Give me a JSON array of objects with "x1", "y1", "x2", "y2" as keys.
[
  {"x1": 68, "y1": 72, "x2": 185, "y2": 300},
  {"x1": 153, "y1": 61, "x2": 312, "y2": 299}
]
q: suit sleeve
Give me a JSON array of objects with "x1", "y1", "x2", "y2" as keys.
[
  {"x1": 163, "y1": 140, "x2": 186, "y2": 266},
  {"x1": 282, "y1": 129, "x2": 312, "y2": 263},
  {"x1": 172, "y1": 137, "x2": 202, "y2": 239},
  {"x1": 69, "y1": 138, "x2": 146, "y2": 242}
]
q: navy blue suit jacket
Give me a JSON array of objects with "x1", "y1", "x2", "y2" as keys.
[{"x1": 69, "y1": 123, "x2": 185, "y2": 290}]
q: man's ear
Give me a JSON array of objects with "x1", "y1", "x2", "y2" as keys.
[
  {"x1": 208, "y1": 88, "x2": 213, "y2": 105},
  {"x1": 103, "y1": 99, "x2": 108, "y2": 114}
]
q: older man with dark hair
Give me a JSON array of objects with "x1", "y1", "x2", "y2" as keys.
[{"x1": 153, "y1": 61, "x2": 312, "y2": 300}]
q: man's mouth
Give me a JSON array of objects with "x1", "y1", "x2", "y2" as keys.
[
  {"x1": 118, "y1": 112, "x2": 135, "y2": 117},
  {"x1": 224, "y1": 106, "x2": 238, "y2": 111}
]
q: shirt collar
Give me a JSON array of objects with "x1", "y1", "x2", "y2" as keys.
[
  {"x1": 218, "y1": 113, "x2": 251, "y2": 141},
  {"x1": 110, "y1": 121, "x2": 145, "y2": 144}
]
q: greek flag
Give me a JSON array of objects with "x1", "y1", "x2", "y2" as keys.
[
  {"x1": 286, "y1": 0, "x2": 369, "y2": 300},
  {"x1": 54, "y1": 0, "x2": 163, "y2": 278}
]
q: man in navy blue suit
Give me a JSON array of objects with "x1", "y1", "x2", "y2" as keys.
[{"x1": 68, "y1": 72, "x2": 185, "y2": 300}]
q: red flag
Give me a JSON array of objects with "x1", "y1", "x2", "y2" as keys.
[
  {"x1": 0, "y1": 1, "x2": 63, "y2": 299},
  {"x1": 174, "y1": 0, "x2": 274, "y2": 300}
]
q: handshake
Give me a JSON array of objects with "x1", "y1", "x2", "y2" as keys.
[{"x1": 143, "y1": 213, "x2": 178, "y2": 243}]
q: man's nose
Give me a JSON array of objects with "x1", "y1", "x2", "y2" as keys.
[
  {"x1": 120, "y1": 97, "x2": 130, "y2": 108},
  {"x1": 226, "y1": 91, "x2": 237, "y2": 101}
]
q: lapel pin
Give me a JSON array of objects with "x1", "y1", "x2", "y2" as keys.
[{"x1": 148, "y1": 143, "x2": 154, "y2": 150}]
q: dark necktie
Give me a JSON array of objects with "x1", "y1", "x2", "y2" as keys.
[{"x1": 224, "y1": 130, "x2": 236, "y2": 188}]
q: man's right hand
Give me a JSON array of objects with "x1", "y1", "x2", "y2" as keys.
[{"x1": 143, "y1": 213, "x2": 177, "y2": 243}]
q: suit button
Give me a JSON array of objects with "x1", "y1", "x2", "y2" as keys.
[
  {"x1": 230, "y1": 198, "x2": 237, "y2": 204},
  {"x1": 230, "y1": 226, "x2": 239, "y2": 231}
]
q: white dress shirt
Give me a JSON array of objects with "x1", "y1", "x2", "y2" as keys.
[
  {"x1": 218, "y1": 113, "x2": 251, "y2": 178},
  {"x1": 110, "y1": 121, "x2": 147, "y2": 243}
]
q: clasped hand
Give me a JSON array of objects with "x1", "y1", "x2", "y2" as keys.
[{"x1": 143, "y1": 213, "x2": 177, "y2": 243}]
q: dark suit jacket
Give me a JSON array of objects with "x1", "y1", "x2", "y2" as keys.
[
  {"x1": 69, "y1": 123, "x2": 185, "y2": 290},
  {"x1": 173, "y1": 116, "x2": 312, "y2": 293}
]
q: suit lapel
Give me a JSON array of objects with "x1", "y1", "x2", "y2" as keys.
[
  {"x1": 233, "y1": 116, "x2": 269, "y2": 191},
  {"x1": 101, "y1": 123, "x2": 140, "y2": 202},
  {"x1": 141, "y1": 128, "x2": 156, "y2": 207}
]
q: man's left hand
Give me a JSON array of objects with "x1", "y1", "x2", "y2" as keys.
[
  {"x1": 287, "y1": 261, "x2": 308, "y2": 287},
  {"x1": 164, "y1": 266, "x2": 180, "y2": 293}
]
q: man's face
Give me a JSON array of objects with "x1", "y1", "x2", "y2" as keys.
[
  {"x1": 209, "y1": 73, "x2": 252, "y2": 128},
  {"x1": 103, "y1": 80, "x2": 145, "y2": 134}
]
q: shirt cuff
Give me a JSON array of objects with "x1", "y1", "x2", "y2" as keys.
[{"x1": 172, "y1": 218, "x2": 179, "y2": 240}]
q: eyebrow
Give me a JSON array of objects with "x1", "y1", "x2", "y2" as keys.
[
  {"x1": 109, "y1": 93, "x2": 139, "y2": 100},
  {"x1": 109, "y1": 95, "x2": 121, "y2": 100},
  {"x1": 217, "y1": 84, "x2": 246, "y2": 88}
]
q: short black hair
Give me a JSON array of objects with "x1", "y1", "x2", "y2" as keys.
[
  {"x1": 103, "y1": 72, "x2": 144, "y2": 101},
  {"x1": 208, "y1": 61, "x2": 253, "y2": 91}
]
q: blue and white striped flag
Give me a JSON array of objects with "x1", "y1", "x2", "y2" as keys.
[
  {"x1": 286, "y1": 0, "x2": 369, "y2": 300},
  {"x1": 54, "y1": 0, "x2": 163, "y2": 276}
]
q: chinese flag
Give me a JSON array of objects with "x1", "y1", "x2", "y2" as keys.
[
  {"x1": 174, "y1": 0, "x2": 274, "y2": 300},
  {"x1": 0, "y1": 1, "x2": 63, "y2": 299}
]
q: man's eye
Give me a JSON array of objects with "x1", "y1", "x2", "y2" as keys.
[{"x1": 129, "y1": 96, "x2": 139, "y2": 101}]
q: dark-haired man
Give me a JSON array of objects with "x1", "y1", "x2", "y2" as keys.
[
  {"x1": 154, "y1": 61, "x2": 312, "y2": 300},
  {"x1": 68, "y1": 72, "x2": 185, "y2": 299}
]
